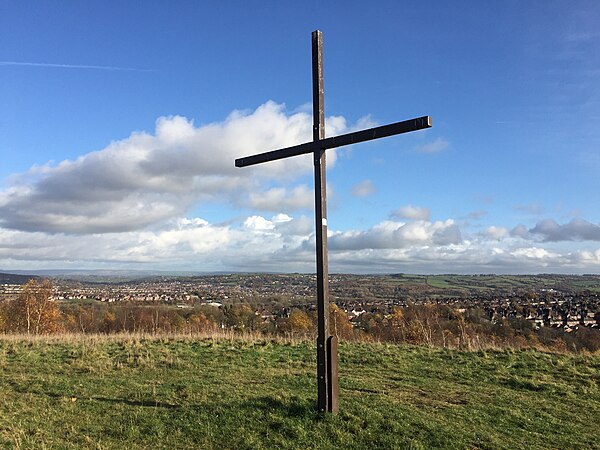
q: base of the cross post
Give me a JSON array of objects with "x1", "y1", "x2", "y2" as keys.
[
  {"x1": 317, "y1": 335, "x2": 339, "y2": 414},
  {"x1": 317, "y1": 336, "x2": 328, "y2": 413},
  {"x1": 327, "y1": 335, "x2": 339, "y2": 414}
]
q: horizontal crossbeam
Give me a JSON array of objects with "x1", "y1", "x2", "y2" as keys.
[{"x1": 235, "y1": 115, "x2": 432, "y2": 167}]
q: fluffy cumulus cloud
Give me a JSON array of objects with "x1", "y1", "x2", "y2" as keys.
[
  {"x1": 1, "y1": 212, "x2": 600, "y2": 273},
  {"x1": 0, "y1": 101, "x2": 349, "y2": 234},
  {"x1": 485, "y1": 226, "x2": 509, "y2": 240},
  {"x1": 2, "y1": 101, "x2": 600, "y2": 274},
  {"x1": 328, "y1": 219, "x2": 461, "y2": 251}
]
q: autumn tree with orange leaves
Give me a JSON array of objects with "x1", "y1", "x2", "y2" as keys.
[{"x1": 3, "y1": 279, "x2": 62, "y2": 334}]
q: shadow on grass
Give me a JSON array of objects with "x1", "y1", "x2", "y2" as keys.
[
  {"x1": 9, "y1": 380, "x2": 325, "y2": 419},
  {"x1": 240, "y1": 395, "x2": 316, "y2": 419},
  {"x1": 87, "y1": 396, "x2": 181, "y2": 409},
  {"x1": 7, "y1": 381, "x2": 181, "y2": 409}
]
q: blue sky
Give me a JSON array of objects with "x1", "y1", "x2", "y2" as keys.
[{"x1": 1, "y1": 1, "x2": 599, "y2": 274}]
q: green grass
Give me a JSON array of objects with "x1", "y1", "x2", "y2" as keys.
[
  {"x1": 381, "y1": 274, "x2": 600, "y2": 295},
  {"x1": 0, "y1": 335, "x2": 599, "y2": 449}
]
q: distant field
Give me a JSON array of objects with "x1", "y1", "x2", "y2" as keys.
[
  {"x1": 332, "y1": 273, "x2": 600, "y2": 299},
  {"x1": 385, "y1": 274, "x2": 600, "y2": 295},
  {"x1": 1, "y1": 334, "x2": 598, "y2": 449}
]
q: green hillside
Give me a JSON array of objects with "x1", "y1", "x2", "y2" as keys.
[{"x1": 0, "y1": 335, "x2": 598, "y2": 449}]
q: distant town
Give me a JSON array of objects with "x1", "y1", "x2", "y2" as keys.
[{"x1": 2, "y1": 273, "x2": 599, "y2": 334}]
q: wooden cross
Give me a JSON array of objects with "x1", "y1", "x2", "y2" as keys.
[{"x1": 235, "y1": 30, "x2": 431, "y2": 414}]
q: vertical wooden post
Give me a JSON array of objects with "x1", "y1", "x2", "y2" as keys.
[{"x1": 312, "y1": 29, "x2": 338, "y2": 414}]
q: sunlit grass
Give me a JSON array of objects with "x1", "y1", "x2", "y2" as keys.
[{"x1": 1, "y1": 333, "x2": 598, "y2": 449}]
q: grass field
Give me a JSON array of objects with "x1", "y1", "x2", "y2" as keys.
[
  {"x1": 377, "y1": 274, "x2": 600, "y2": 295},
  {"x1": 0, "y1": 334, "x2": 599, "y2": 449}
]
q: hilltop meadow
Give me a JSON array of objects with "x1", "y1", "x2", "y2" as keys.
[{"x1": 1, "y1": 332, "x2": 599, "y2": 449}]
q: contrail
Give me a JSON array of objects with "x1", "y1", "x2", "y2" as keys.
[{"x1": 0, "y1": 61, "x2": 153, "y2": 72}]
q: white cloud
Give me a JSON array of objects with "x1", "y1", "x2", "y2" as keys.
[
  {"x1": 391, "y1": 205, "x2": 431, "y2": 221},
  {"x1": 485, "y1": 226, "x2": 509, "y2": 240},
  {"x1": 272, "y1": 213, "x2": 293, "y2": 224},
  {"x1": 244, "y1": 216, "x2": 275, "y2": 231},
  {"x1": 416, "y1": 138, "x2": 449, "y2": 154},
  {"x1": 134, "y1": 221, "x2": 231, "y2": 256},
  {"x1": 2, "y1": 100, "x2": 600, "y2": 274},
  {"x1": 0, "y1": 101, "x2": 350, "y2": 234},
  {"x1": 275, "y1": 215, "x2": 313, "y2": 237},
  {"x1": 510, "y1": 247, "x2": 558, "y2": 261},
  {"x1": 178, "y1": 218, "x2": 209, "y2": 227},
  {"x1": 1, "y1": 214, "x2": 600, "y2": 274},
  {"x1": 349, "y1": 115, "x2": 377, "y2": 131},
  {"x1": 328, "y1": 219, "x2": 461, "y2": 251},
  {"x1": 351, "y1": 179, "x2": 377, "y2": 198},
  {"x1": 246, "y1": 184, "x2": 313, "y2": 212},
  {"x1": 577, "y1": 249, "x2": 600, "y2": 265}
]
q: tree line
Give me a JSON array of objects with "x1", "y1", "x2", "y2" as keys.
[{"x1": 1, "y1": 279, "x2": 599, "y2": 352}]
